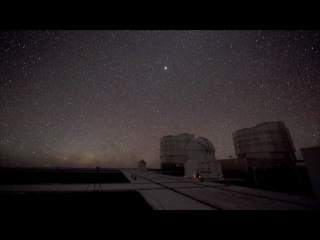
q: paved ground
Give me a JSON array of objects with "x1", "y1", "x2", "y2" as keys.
[
  {"x1": 1, "y1": 169, "x2": 319, "y2": 210},
  {"x1": 124, "y1": 170, "x2": 320, "y2": 210}
]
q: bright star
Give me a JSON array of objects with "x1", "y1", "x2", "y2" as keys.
[{"x1": 164, "y1": 66, "x2": 168, "y2": 70}]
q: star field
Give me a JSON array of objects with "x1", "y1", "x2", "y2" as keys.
[{"x1": 0, "y1": 30, "x2": 319, "y2": 168}]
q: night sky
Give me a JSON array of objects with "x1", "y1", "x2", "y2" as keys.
[{"x1": 0, "y1": 30, "x2": 319, "y2": 168}]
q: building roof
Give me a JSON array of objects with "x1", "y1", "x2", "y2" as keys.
[
  {"x1": 161, "y1": 133, "x2": 195, "y2": 140},
  {"x1": 235, "y1": 121, "x2": 285, "y2": 133}
]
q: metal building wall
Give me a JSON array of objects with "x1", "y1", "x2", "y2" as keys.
[
  {"x1": 232, "y1": 121, "x2": 296, "y2": 155},
  {"x1": 160, "y1": 133, "x2": 195, "y2": 169},
  {"x1": 301, "y1": 146, "x2": 320, "y2": 197}
]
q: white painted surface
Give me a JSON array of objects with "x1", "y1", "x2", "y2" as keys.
[
  {"x1": 218, "y1": 185, "x2": 320, "y2": 209},
  {"x1": 185, "y1": 137, "x2": 222, "y2": 178},
  {"x1": 139, "y1": 189, "x2": 215, "y2": 210},
  {"x1": 161, "y1": 182, "x2": 204, "y2": 188},
  {"x1": 176, "y1": 187, "x2": 316, "y2": 210}
]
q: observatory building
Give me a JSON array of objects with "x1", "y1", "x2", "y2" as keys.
[
  {"x1": 301, "y1": 146, "x2": 320, "y2": 197},
  {"x1": 184, "y1": 137, "x2": 223, "y2": 179},
  {"x1": 160, "y1": 133, "x2": 195, "y2": 170},
  {"x1": 233, "y1": 121, "x2": 296, "y2": 160},
  {"x1": 232, "y1": 121, "x2": 299, "y2": 187},
  {"x1": 137, "y1": 159, "x2": 147, "y2": 171}
]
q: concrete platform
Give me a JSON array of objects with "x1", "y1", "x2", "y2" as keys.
[
  {"x1": 217, "y1": 185, "x2": 320, "y2": 209},
  {"x1": 126, "y1": 170, "x2": 320, "y2": 210},
  {"x1": 139, "y1": 189, "x2": 214, "y2": 210},
  {"x1": 176, "y1": 187, "x2": 314, "y2": 210},
  {"x1": 1, "y1": 169, "x2": 320, "y2": 210}
]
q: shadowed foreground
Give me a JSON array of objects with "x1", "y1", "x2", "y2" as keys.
[
  {"x1": 0, "y1": 168, "x2": 129, "y2": 184},
  {"x1": 1, "y1": 191, "x2": 153, "y2": 212}
]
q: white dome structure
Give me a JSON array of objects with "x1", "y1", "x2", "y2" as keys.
[
  {"x1": 186, "y1": 137, "x2": 216, "y2": 153},
  {"x1": 185, "y1": 137, "x2": 222, "y2": 179}
]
